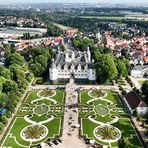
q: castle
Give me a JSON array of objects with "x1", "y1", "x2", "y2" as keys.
[{"x1": 49, "y1": 48, "x2": 96, "y2": 84}]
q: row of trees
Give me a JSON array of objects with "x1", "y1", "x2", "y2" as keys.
[
  {"x1": 141, "y1": 80, "x2": 148, "y2": 105},
  {"x1": 0, "y1": 45, "x2": 53, "y2": 133},
  {"x1": 45, "y1": 23, "x2": 63, "y2": 37},
  {"x1": 0, "y1": 45, "x2": 34, "y2": 133},
  {"x1": 72, "y1": 36, "x2": 94, "y2": 51},
  {"x1": 93, "y1": 47, "x2": 129, "y2": 83},
  {"x1": 21, "y1": 47, "x2": 53, "y2": 76}
]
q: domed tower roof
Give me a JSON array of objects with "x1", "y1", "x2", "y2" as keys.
[{"x1": 51, "y1": 58, "x2": 56, "y2": 69}]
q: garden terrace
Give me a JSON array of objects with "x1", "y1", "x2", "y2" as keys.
[
  {"x1": 1, "y1": 89, "x2": 65, "y2": 148},
  {"x1": 79, "y1": 89, "x2": 142, "y2": 148}
]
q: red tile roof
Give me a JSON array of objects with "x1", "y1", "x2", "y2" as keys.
[
  {"x1": 54, "y1": 36, "x2": 64, "y2": 43},
  {"x1": 144, "y1": 56, "x2": 148, "y2": 63},
  {"x1": 43, "y1": 38, "x2": 51, "y2": 46},
  {"x1": 135, "y1": 50, "x2": 146, "y2": 57}
]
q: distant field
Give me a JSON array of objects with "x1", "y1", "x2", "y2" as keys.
[
  {"x1": 79, "y1": 16, "x2": 126, "y2": 20},
  {"x1": 53, "y1": 23, "x2": 74, "y2": 30},
  {"x1": 79, "y1": 15, "x2": 148, "y2": 21}
]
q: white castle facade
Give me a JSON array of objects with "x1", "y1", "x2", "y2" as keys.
[{"x1": 49, "y1": 48, "x2": 96, "y2": 84}]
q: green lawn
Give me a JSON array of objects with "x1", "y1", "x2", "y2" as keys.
[
  {"x1": 1, "y1": 89, "x2": 65, "y2": 148},
  {"x1": 79, "y1": 90, "x2": 142, "y2": 148},
  {"x1": 25, "y1": 90, "x2": 39, "y2": 102},
  {"x1": 51, "y1": 90, "x2": 65, "y2": 103},
  {"x1": 3, "y1": 118, "x2": 30, "y2": 147}
]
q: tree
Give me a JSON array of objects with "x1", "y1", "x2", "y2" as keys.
[
  {"x1": 0, "y1": 66, "x2": 11, "y2": 79},
  {"x1": 9, "y1": 64, "x2": 25, "y2": 87},
  {"x1": 23, "y1": 33, "x2": 31, "y2": 39},
  {"x1": 72, "y1": 36, "x2": 94, "y2": 51},
  {"x1": 0, "y1": 76, "x2": 6, "y2": 91},
  {"x1": 4, "y1": 45, "x2": 12, "y2": 65},
  {"x1": 1, "y1": 115, "x2": 7, "y2": 125},
  {"x1": 116, "y1": 59, "x2": 128, "y2": 78},
  {"x1": 121, "y1": 48, "x2": 128, "y2": 59},
  {"x1": 30, "y1": 63, "x2": 44, "y2": 76},
  {"x1": 103, "y1": 47, "x2": 112, "y2": 54},
  {"x1": 0, "y1": 93, "x2": 8, "y2": 108},
  {"x1": 0, "y1": 122, "x2": 4, "y2": 133},
  {"x1": 141, "y1": 80, "x2": 148, "y2": 104},
  {"x1": 2, "y1": 80, "x2": 18, "y2": 94},
  {"x1": 59, "y1": 44, "x2": 66, "y2": 52},
  {"x1": 34, "y1": 55, "x2": 48, "y2": 68},
  {"x1": 96, "y1": 54, "x2": 118, "y2": 83},
  {"x1": 9, "y1": 53, "x2": 25, "y2": 66},
  {"x1": 28, "y1": 47, "x2": 52, "y2": 76}
]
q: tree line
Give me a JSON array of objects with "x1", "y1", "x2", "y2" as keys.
[{"x1": 0, "y1": 45, "x2": 52, "y2": 133}]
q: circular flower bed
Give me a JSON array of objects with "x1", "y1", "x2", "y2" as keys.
[
  {"x1": 38, "y1": 89, "x2": 56, "y2": 97},
  {"x1": 90, "y1": 89, "x2": 105, "y2": 98},
  {"x1": 94, "y1": 125, "x2": 121, "y2": 143},
  {"x1": 94, "y1": 104, "x2": 109, "y2": 116},
  {"x1": 34, "y1": 104, "x2": 49, "y2": 115},
  {"x1": 21, "y1": 124, "x2": 48, "y2": 142}
]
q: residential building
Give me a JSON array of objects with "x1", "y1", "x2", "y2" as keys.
[
  {"x1": 131, "y1": 65, "x2": 148, "y2": 78},
  {"x1": 124, "y1": 91, "x2": 148, "y2": 115}
]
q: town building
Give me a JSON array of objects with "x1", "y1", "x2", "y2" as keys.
[
  {"x1": 131, "y1": 65, "x2": 148, "y2": 78},
  {"x1": 124, "y1": 91, "x2": 148, "y2": 115},
  {"x1": 0, "y1": 27, "x2": 47, "y2": 39},
  {"x1": 49, "y1": 48, "x2": 96, "y2": 84}
]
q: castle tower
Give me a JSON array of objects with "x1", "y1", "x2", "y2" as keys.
[
  {"x1": 49, "y1": 58, "x2": 58, "y2": 81},
  {"x1": 88, "y1": 68, "x2": 96, "y2": 81},
  {"x1": 96, "y1": 31, "x2": 102, "y2": 40},
  {"x1": 65, "y1": 52, "x2": 70, "y2": 62},
  {"x1": 88, "y1": 60, "x2": 96, "y2": 81},
  {"x1": 71, "y1": 51, "x2": 75, "y2": 61},
  {"x1": 87, "y1": 47, "x2": 91, "y2": 62}
]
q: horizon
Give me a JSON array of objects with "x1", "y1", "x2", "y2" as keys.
[{"x1": 0, "y1": 0, "x2": 148, "y2": 4}]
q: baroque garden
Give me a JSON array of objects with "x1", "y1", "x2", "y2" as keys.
[
  {"x1": 79, "y1": 89, "x2": 142, "y2": 147},
  {"x1": 2, "y1": 89, "x2": 65, "y2": 148},
  {"x1": 1, "y1": 87, "x2": 143, "y2": 148}
]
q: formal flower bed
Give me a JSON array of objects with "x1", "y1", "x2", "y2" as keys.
[
  {"x1": 38, "y1": 89, "x2": 55, "y2": 97},
  {"x1": 94, "y1": 125, "x2": 121, "y2": 143},
  {"x1": 21, "y1": 124, "x2": 48, "y2": 142},
  {"x1": 90, "y1": 89, "x2": 105, "y2": 98},
  {"x1": 34, "y1": 104, "x2": 49, "y2": 115},
  {"x1": 94, "y1": 104, "x2": 109, "y2": 116}
]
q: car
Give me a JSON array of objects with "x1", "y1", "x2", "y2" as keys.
[
  {"x1": 52, "y1": 140, "x2": 58, "y2": 145},
  {"x1": 57, "y1": 139, "x2": 62, "y2": 143},
  {"x1": 47, "y1": 142, "x2": 53, "y2": 147}
]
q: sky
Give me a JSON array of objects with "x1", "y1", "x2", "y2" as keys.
[{"x1": 0, "y1": 0, "x2": 148, "y2": 4}]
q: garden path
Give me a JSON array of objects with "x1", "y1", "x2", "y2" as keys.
[{"x1": 51, "y1": 78, "x2": 88, "y2": 148}]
